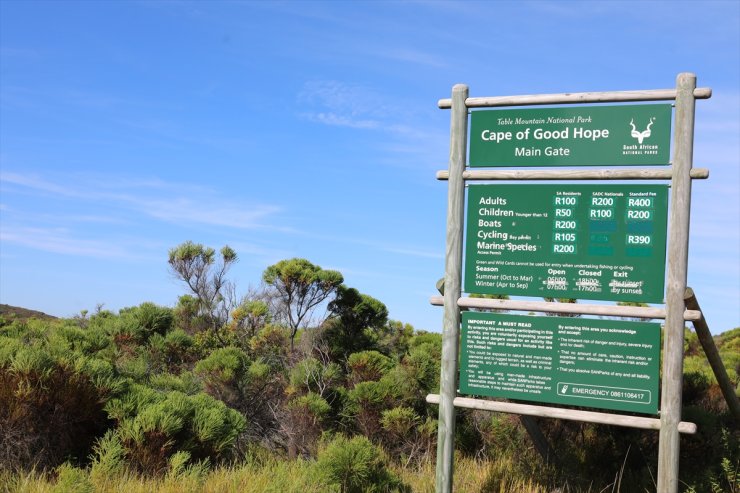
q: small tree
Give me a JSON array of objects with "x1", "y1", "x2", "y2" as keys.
[
  {"x1": 324, "y1": 286, "x2": 388, "y2": 360},
  {"x1": 262, "y1": 258, "x2": 343, "y2": 350},
  {"x1": 230, "y1": 300, "x2": 270, "y2": 340},
  {"x1": 168, "y1": 242, "x2": 237, "y2": 331},
  {"x1": 375, "y1": 320, "x2": 414, "y2": 360}
]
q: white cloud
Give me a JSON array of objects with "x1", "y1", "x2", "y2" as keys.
[
  {"x1": 0, "y1": 171, "x2": 283, "y2": 230},
  {"x1": 296, "y1": 80, "x2": 442, "y2": 156},
  {"x1": 382, "y1": 246, "x2": 444, "y2": 260},
  {"x1": 299, "y1": 80, "x2": 392, "y2": 121},
  {"x1": 300, "y1": 112, "x2": 381, "y2": 129},
  {"x1": 127, "y1": 196, "x2": 281, "y2": 230},
  {"x1": 0, "y1": 226, "x2": 139, "y2": 259},
  {"x1": 0, "y1": 171, "x2": 75, "y2": 196},
  {"x1": 372, "y1": 47, "x2": 448, "y2": 69}
]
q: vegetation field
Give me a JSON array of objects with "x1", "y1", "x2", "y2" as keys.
[{"x1": 1, "y1": 244, "x2": 738, "y2": 492}]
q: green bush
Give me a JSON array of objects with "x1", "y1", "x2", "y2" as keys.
[
  {"x1": 379, "y1": 406, "x2": 436, "y2": 465},
  {"x1": 194, "y1": 346, "x2": 256, "y2": 408},
  {"x1": 114, "y1": 389, "x2": 246, "y2": 475},
  {"x1": 250, "y1": 324, "x2": 290, "y2": 368},
  {"x1": 89, "y1": 430, "x2": 125, "y2": 482},
  {"x1": 401, "y1": 343, "x2": 440, "y2": 395},
  {"x1": 345, "y1": 380, "x2": 396, "y2": 437},
  {"x1": 289, "y1": 357, "x2": 342, "y2": 395},
  {"x1": 289, "y1": 392, "x2": 331, "y2": 419},
  {"x1": 314, "y1": 435, "x2": 407, "y2": 493},
  {"x1": 0, "y1": 338, "x2": 121, "y2": 471},
  {"x1": 380, "y1": 406, "x2": 419, "y2": 438},
  {"x1": 148, "y1": 371, "x2": 202, "y2": 394},
  {"x1": 196, "y1": 347, "x2": 249, "y2": 383},
  {"x1": 116, "y1": 353, "x2": 151, "y2": 382},
  {"x1": 285, "y1": 392, "x2": 332, "y2": 457},
  {"x1": 52, "y1": 463, "x2": 94, "y2": 493},
  {"x1": 346, "y1": 351, "x2": 393, "y2": 387},
  {"x1": 120, "y1": 302, "x2": 174, "y2": 339}
]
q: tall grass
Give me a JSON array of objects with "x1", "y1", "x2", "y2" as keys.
[
  {"x1": 2, "y1": 457, "x2": 322, "y2": 493},
  {"x1": 2, "y1": 455, "x2": 557, "y2": 493},
  {"x1": 393, "y1": 455, "x2": 551, "y2": 493}
]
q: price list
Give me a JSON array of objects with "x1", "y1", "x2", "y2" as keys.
[{"x1": 465, "y1": 184, "x2": 668, "y2": 303}]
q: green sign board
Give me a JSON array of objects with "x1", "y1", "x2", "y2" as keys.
[
  {"x1": 469, "y1": 104, "x2": 672, "y2": 166},
  {"x1": 460, "y1": 312, "x2": 660, "y2": 414},
  {"x1": 465, "y1": 184, "x2": 668, "y2": 303}
]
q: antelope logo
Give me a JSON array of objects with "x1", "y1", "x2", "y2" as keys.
[{"x1": 629, "y1": 117, "x2": 655, "y2": 144}]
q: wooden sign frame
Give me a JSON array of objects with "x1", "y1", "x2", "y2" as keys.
[{"x1": 428, "y1": 74, "x2": 732, "y2": 493}]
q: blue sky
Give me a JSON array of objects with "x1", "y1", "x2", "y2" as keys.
[{"x1": 1, "y1": 1, "x2": 738, "y2": 333}]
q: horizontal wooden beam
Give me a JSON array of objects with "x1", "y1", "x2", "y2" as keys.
[
  {"x1": 436, "y1": 168, "x2": 710, "y2": 181},
  {"x1": 426, "y1": 394, "x2": 697, "y2": 434},
  {"x1": 429, "y1": 295, "x2": 702, "y2": 321},
  {"x1": 438, "y1": 87, "x2": 712, "y2": 109}
]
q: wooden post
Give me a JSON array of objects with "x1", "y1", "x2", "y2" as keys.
[
  {"x1": 435, "y1": 84, "x2": 468, "y2": 493},
  {"x1": 685, "y1": 288, "x2": 740, "y2": 421},
  {"x1": 432, "y1": 283, "x2": 559, "y2": 469},
  {"x1": 658, "y1": 73, "x2": 697, "y2": 493},
  {"x1": 519, "y1": 415, "x2": 558, "y2": 466}
]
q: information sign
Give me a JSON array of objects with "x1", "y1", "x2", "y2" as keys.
[
  {"x1": 459, "y1": 312, "x2": 660, "y2": 414},
  {"x1": 464, "y1": 184, "x2": 668, "y2": 303},
  {"x1": 469, "y1": 104, "x2": 672, "y2": 166}
]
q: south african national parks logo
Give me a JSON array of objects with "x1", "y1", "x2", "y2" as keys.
[
  {"x1": 629, "y1": 117, "x2": 655, "y2": 144},
  {"x1": 622, "y1": 116, "x2": 660, "y2": 157}
]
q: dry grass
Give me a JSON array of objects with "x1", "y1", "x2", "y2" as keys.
[
  {"x1": 393, "y1": 455, "x2": 551, "y2": 493},
  {"x1": 2, "y1": 459, "x2": 321, "y2": 493},
  {"x1": 1, "y1": 455, "x2": 558, "y2": 493}
]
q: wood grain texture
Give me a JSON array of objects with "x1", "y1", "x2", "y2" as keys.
[
  {"x1": 438, "y1": 87, "x2": 712, "y2": 109},
  {"x1": 658, "y1": 72, "x2": 697, "y2": 493},
  {"x1": 435, "y1": 168, "x2": 710, "y2": 181},
  {"x1": 426, "y1": 395, "x2": 697, "y2": 434},
  {"x1": 429, "y1": 295, "x2": 701, "y2": 321},
  {"x1": 435, "y1": 84, "x2": 468, "y2": 493}
]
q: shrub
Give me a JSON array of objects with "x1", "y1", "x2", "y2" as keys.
[
  {"x1": 284, "y1": 392, "x2": 332, "y2": 457},
  {"x1": 401, "y1": 343, "x2": 440, "y2": 395},
  {"x1": 111, "y1": 303, "x2": 174, "y2": 351},
  {"x1": 196, "y1": 347, "x2": 249, "y2": 384},
  {"x1": 0, "y1": 346, "x2": 120, "y2": 471},
  {"x1": 314, "y1": 435, "x2": 408, "y2": 492},
  {"x1": 174, "y1": 294, "x2": 210, "y2": 334},
  {"x1": 89, "y1": 430, "x2": 125, "y2": 483},
  {"x1": 122, "y1": 302, "x2": 174, "y2": 338},
  {"x1": 114, "y1": 390, "x2": 246, "y2": 475},
  {"x1": 103, "y1": 381, "x2": 245, "y2": 475},
  {"x1": 116, "y1": 353, "x2": 150, "y2": 382},
  {"x1": 381, "y1": 406, "x2": 419, "y2": 437},
  {"x1": 148, "y1": 371, "x2": 202, "y2": 395},
  {"x1": 52, "y1": 463, "x2": 94, "y2": 493},
  {"x1": 346, "y1": 351, "x2": 393, "y2": 387},
  {"x1": 289, "y1": 357, "x2": 342, "y2": 397},
  {"x1": 374, "y1": 320, "x2": 414, "y2": 360},
  {"x1": 250, "y1": 324, "x2": 290, "y2": 369},
  {"x1": 345, "y1": 380, "x2": 396, "y2": 437},
  {"x1": 229, "y1": 300, "x2": 270, "y2": 340},
  {"x1": 147, "y1": 329, "x2": 196, "y2": 373}
]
